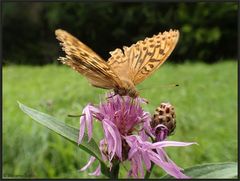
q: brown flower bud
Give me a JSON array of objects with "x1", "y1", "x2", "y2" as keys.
[{"x1": 151, "y1": 102, "x2": 176, "y2": 136}]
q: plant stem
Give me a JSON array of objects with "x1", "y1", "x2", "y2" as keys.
[
  {"x1": 109, "y1": 160, "x2": 120, "y2": 179},
  {"x1": 144, "y1": 162, "x2": 154, "y2": 179}
]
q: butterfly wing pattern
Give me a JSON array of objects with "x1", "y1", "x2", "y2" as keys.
[
  {"x1": 55, "y1": 29, "x2": 122, "y2": 89},
  {"x1": 55, "y1": 29, "x2": 179, "y2": 98},
  {"x1": 108, "y1": 29, "x2": 179, "y2": 85}
]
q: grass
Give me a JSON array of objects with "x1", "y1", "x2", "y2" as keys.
[{"x1": 3, "y1": 61, "x2": 237, "y2": 178}]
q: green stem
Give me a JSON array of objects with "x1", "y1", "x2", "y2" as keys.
[
  {"x1": 144, "y1": 162, "x2": 154, "y2": 179},
  {"x1": 109, "y1": 160, "x2": 120, "y2": 179}
]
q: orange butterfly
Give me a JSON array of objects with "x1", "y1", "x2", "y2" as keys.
[{"x1": 55, "y1": 29, "x2": 179, "y2": 98}]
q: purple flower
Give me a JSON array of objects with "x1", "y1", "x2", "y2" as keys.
[
  {"x1": 125, "y1": 135, "x2": 196, "y2": 178},
  {"x1": 78, "y1": 93, "x2": 196, "y2": 178},
  {"x1": 78, "y1": 93, "x2": 150, "y2": 160}
]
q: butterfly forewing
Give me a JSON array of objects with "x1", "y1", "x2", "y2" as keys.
[
  {"x1": 55, "y1": 29, "x2": 122, "y2": 89},
  {"x1": 107, "y1": 29, "x2": 179, "y2": 85},
  {"x1": 133, "y1": 30, "x2": 179, "y2": 85}
]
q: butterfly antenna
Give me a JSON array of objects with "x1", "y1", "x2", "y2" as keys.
[
  {"x1": 160, "y1": 83, "x2": 180, "y2": 89},
  {"x1": 139, "y1": 83, "x2": 179, "y2": 91},
  {"x1": 167, "y1": 84, "x2": 179, "y2": 87}
]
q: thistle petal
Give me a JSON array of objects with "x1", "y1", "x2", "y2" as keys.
[
  {"x1": 135, "y1": 155, "x2": 144, "y2": 178},
  {"x1": 142, "y1": 151, "x2": 151, "y2": 171},
  {"x1": 152, "y1": 141, "x2": 197, "y2": 149},
  {"x1": 102, "y1": 119, "x2": 122, "y2": 160},
  {"x1": 148, "y1": 151, "x2": 190, "y2": 178},
  {"x1": 128, "y1": 147, "x2": 138, "y2": 159},
  {"x1": 156, "y1": 148, "x2": 183, "y2": 171},
  {"x1": 79, "y1": 156, "x2": 96, "y2": 171},
  {"x1": 89, "y1": 165, "x2": 101, "y2": 176},
  {"x1": 85, "y1": 106, "x2": 93, "y2": 142},
  {"x1": 78, "y1": 114, "x2": 86, "y2": 144}
]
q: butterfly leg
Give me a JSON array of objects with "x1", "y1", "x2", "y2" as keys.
[{"x1": 107, "y1": 92, "x2": 117, "y2": 99}]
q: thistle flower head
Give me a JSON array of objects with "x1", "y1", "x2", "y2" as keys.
[
  {"x1": 98, "y1": 93, "x2": 150, "y2": 136},
  {"x1": 78, "y1": 93, "x2": 196, "y2": 178},
  {"x1": 78, "y1": 93, "x2": 150, "y2": 161}
]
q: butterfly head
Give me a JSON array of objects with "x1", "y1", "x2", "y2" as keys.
[
  {"x1": 128, "y1": 88, "x2": 139, "y2": 98},
  {"x1": 114, "y1": 87, "x2": 139, "y2": 99}
]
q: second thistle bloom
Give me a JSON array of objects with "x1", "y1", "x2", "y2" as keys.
[{"x1": 151, "y1": 102, "x2": 177, "y2": 141}]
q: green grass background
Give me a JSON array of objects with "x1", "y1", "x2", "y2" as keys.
[{"x1": 3, "y1": 61, "x2": 237, "y2": 178}]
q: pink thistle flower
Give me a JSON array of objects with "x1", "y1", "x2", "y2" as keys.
[
  {"x1": 78, "y1": 93, "x2": 150, "y2": 160},
  {"x1": 125, "y1": 135, "x2": 196, "y2": 178},
  {"x1": 78, "y1": 93, "x2": 196, "y2": 178}
]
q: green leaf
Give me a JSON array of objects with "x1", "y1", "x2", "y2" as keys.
[
  {"x1": 18, "y1": 102, "x2": 110, "y2": 177},
  {"x1": 161, "y1": 162, "x2": 238, "y2": 179}
]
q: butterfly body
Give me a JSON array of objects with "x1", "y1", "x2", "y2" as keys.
[
  {"x1": 55, "y1": 29, "x2": 179, "y2": 98},
  {"x1": 114, "y1": 81, "x2": 138, "y2": 98}
]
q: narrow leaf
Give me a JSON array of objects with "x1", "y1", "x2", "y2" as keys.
[
  {"x1": 18, "y1": 102, "x2": 110, "y2": 177},
  {"x1": 161, "y1": 162, "x2": 238, "y2": 179}
]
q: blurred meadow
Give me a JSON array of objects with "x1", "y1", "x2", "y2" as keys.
[{"x1": 2, "y1": 2, "x2": 238, "y2": 179}]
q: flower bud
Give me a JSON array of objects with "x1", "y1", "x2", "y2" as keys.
[{"x1": 151, "y1": 102, "x2": 176, "y2": 136}]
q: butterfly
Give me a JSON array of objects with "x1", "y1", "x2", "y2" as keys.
[{"x1": 55, "y1": 29, "x2": 179, "y2": 98}]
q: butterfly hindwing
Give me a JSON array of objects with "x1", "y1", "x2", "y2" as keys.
[{"x1": 108, "y1": 48, "x2": 133, "y2": 82}]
